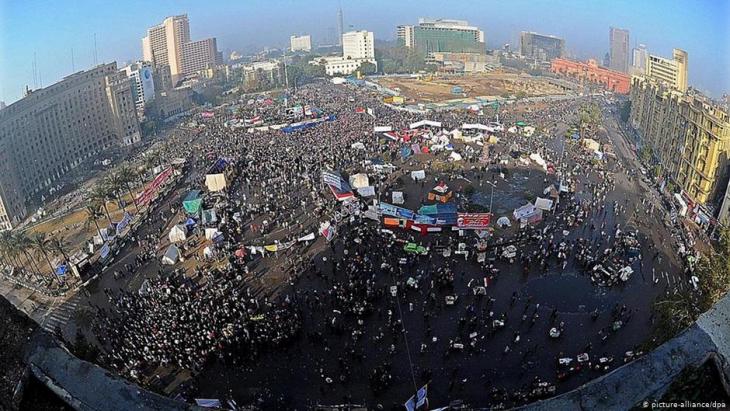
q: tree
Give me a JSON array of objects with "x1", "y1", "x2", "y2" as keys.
[
  {"x1": 356, "y1": 61, "x2": 377, "y2": 76},
  {"x1": 49, "y1": 236, "x2": 71, "y2": 264},
  {"x1": 13, "y1": 232, "x2": 43, "y2": 281},
  {"x1": 89, "y1": 184, "x2": 113, "y2": 224},
  {"x1": 31, "y1": 233, "x2": 60, "y2": 284},
  {"x1": 104, "y1": 172, "x2": 126, "y2": 213},
  {"x1": 84, "y1": 204, "x2": 105, "y2": 239},
  {"x1": 117, "y1": 165, "x2": 140, "y2": 213}
]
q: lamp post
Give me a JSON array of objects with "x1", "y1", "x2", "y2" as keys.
[{"x1": 484, "y1": 180, "x2": 497, "y2": 216}]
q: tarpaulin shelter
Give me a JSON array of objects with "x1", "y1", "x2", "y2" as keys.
[
  {"x1": 357, "y1": 186, "x2": 376, "y2": 197},
  {"x1": 201, "y1": 209, "x2": 217, "y2": 225},
  {"x1": 392, "y1": 191, "x2": 405, "y2": 204},
  {"x1": 168, "y1": 224, "x2": 188, "y2": 243},
  {"x1": 204, "y1": 228, "x2": 221, "y2": 240},
  {"x1": 418, "y1": 203, "x2": 457, "y2": 225},
  {"x1": 205, "y1": 174, "x2": 227, "y2": 192},
  {"x1": 582, "y1": 138, "x2": 600, "y2": 152},
  {"x1": 183, "y1": 190, "x2": 203, "y2": 214},
  {"x1": 348, "y1": 173, "x2": 369, "y2": 189},
  {"x1": 496, "y1": 216, "x2": 511, "y2": 227},
  {"x1": 534, "y1": 197, "x2": 554, "y2": 211},
  {"x1": 513, "y1": 204, "x2": 543, "y2": 225},
  {"x1": 162, "y1": 245, "x2": 181, "y2": 265},
  {"x1": 427, "y1": 182, "x2": 453, "y2": 203}
]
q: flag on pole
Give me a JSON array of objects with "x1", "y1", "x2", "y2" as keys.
[{"x1": 404, "y1": 384, "x2": 428, "y2": 411}]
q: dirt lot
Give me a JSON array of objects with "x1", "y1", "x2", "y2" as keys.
[{"x1": 373, "y1": 72, "x2": 567, "y2": 103}]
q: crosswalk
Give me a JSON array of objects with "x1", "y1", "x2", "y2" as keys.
[{"x1": 41, "y1": 293, "x2": 81, "y2": 333}]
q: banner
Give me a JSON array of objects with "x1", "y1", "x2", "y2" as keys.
[
  {"x1": 115, "y1": 212, "x2": 133, "y2": 233},
  {"x1": 137, "y1": 167, "x2": 174, "y2": 206},
  {"x1": 319, "y1": 221, "x2": 335, "y2": 241},
  {"x1": 297, "y1": 233, "x2": 315, "y2": 242},
  {"x1": 457, "y1": 213, "x2": 491, "y2": 229},
  {"x1": 378, "y1": 202, "x2": 415, "y2": 220},
  {"x1": 404, "y1": 385, "x2": 428, "y2": 411}
]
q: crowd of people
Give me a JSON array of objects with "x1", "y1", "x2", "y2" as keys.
[{"x1": 88, "y1": 79, "x2": 694, "y2": 408}]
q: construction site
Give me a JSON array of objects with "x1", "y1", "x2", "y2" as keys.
[{"x1": 372, "y1": 71, "x2": 572, "y2": 105}]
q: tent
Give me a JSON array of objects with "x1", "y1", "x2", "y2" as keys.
[
  {"x1": 168, "y1": 224, "x2": 188, "y2": 243},
  {"x1": 409, "y1": 120, "x2": 442, "y2": 129},
  {"x1": 161, "y1": 245, "x2": 181, "y2": 265},
  {"x1": 348, "y1": 173, "x2": 369, "y2": 189},
  {"x1": 203, "y1": 246, "x2": 215, "y2": 259},
  {"x1": 496, "y1": 216, "x2": 511, "y2": 228},
  {"x1": 351, "y1": 142, "x2": 365, "y2": 150},
  {"x1": 205, "y1": 173, "x2": 227, "y2": 192},
  {"x1": 357, "y1": 186, "x2": 376, "y2": 197},
  {"x1": 204, "y1": 228, "x2": 221, "y2": 240},
  {"x1": 534, "y1": 197, "x2": 554, "y2": 211},
  {"x1": 449, "y1": 152, "x2": 463, "y2": 162},
  {"x1": 183, "y1": 190, "x2": 203, "y2": 214},
  {"x1": 201, "y1": 209, "x2": 217, "y2": 225},
  {"x1": 582, "y1": 138, "x2": 600, "y2": 152},
  {"x1": 410, "y1": 170, "x2": 426, "y2": 181},
  {"x1": 392, "y1": 191, "x2": 405, "y2": 205},
  {"x1": 529, "y1": 153, "x2": 547, "y2": 170}
]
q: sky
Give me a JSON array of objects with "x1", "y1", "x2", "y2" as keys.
[{"x1": 1, "y1": 0, "x2": 728, "y2": 104}]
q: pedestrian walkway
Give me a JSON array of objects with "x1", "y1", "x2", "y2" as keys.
[{"x1": 41, "y1": 292, "x2": 81, "y2": 333}]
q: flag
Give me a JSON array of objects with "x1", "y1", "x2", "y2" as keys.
[
  {"x1": 404, "y1": 385, "x2": 428, "y2": 411},
  {"x1": 319, "y1": 221, "x2": 335, "y2": 241},
  {"x1": 322, "y1": 171, "x2": 354, "y2": 201}
]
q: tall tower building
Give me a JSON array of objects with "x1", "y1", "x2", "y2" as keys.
[
  {"x1": 142, "y1": 15, "x2": 219, "y2": 82},
  {"x1": 337, "y1": 6, "x2": 344, "y2": 46},
  {"x1": 609, "y1": 27, "x2": 630, "y2": 74},
  {"x1": 631, "y1": 44, "x2": 648, "y2": 76},
  {"x1": 342, "y1": 31, "x2": 375, "y2": 60}
]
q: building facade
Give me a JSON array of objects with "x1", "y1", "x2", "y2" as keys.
[
  {"x1": 630, "y1": 77, "x2": 730, "y2": 218},
  {"x1": 646, "y1": 48, "x2": 688, "y2": 92},
  {"x1": 520, "y1": 31, "x2": 565, "y2": 62},
  {"x1": 290, "y1": 35, "x2": 312, "y2": 52},
  {"x1": 342, "y1": 30, "x2": 375, "y2": 60},
  {"x1": 609, "y1": 27, "x2": 630, "y2": 74},
  {"x1": 142, "y1": 14, "x2": 220, "y2": 82},
  {"x1": 631, "y1": 44, "x2": 648, "y2": 76},
  {"x1": 400, "y1": 19, "x2": 484, "y2": 57},
  {"x1": 121, "y1": 61, "x2": 155, "y2": 112},
  {"x1": 551, "y1": 58, "x2": 630, "y2": 94},
  {"x1": 0, "y1": 63, "x2": 140, "y2": 230}
]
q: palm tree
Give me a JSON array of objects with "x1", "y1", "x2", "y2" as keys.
[
  {"x1": 104, "y1": 172, "x2": 126, "y2": 212},
  {"x1": 0, "y1": 231, "x2": 22, "y2": 274},
  {"x1": 117, "y1": 165, "x2": 140, "y2": 212},
  {"x1": 31, "y1": 233, "x2": 59, "y2": 284},
  {"x1": 13, "y1": 232, "x2": 43, "y2": 281},
  {"x1": 84, "y1": 204, "x2": 105, "y2": 239},
  {"x1": 49, "y1": 236, "x2": 71, "y2": 263},
  {"x1": 89, "y1": 184, "x2": 113, "y2": 224}
]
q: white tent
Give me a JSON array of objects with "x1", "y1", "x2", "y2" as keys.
[
  {"x1": 205, "y1": 173, "x2": 227, "y2": 192},
  {"x1": 461, "y1": 123, "x2": 489, "y2": 131},
  {"x1": 529, "y1": 153, "x2": 547, "y2": 170},
  {"x1": 374, "y1": 126, "x2": 393, "y2": 132},
  {"x1": 496, "y1": 216, "x2": 511, "y2": 227},
  {"x1": 161, "y1": 245, "x2": 181, "y2": 265},
  {"x1": 410, "y1": 170, "x2": 426, "y2": 181},
  {"x1": 203, "y1": 246, "x2": 215, "y2": 259},
  {"x1": 534, "y1": 197, "x2": 554, "y2": 211},
  {"x1": 331, "y1": 77, "x2": 346, "y2": 85},
  {"x1": 168, "y1": 224, "x2": 187, "y2": 243},
  {"x1": 350, "y1": 142, "x2": 365, "y2": 150},
  {"x1": 348, "y1": 173, "x2": 369, "y2": 189},
  {"x1": 449, "y1": 152, "x2": 463, "y2": 162},
  {"x1": 204, "y1": 228, "x2": 221, "y2": 240},
  {"x1": 392, "y1": 191, "x2": 405, "y2": 204}
]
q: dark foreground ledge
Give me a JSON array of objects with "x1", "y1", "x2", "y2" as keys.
[{"x1": 24, "y1": 332, "x2": 200, "y2": 411}]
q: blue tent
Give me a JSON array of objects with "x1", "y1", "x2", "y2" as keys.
[
  {"x1": 400, "y1": 146, "x2": 413, "y2": 160},
  {"x1": 185, "y1": 217, "x2": 197, "y2": 227},
  {"x1": 56, "y1": 264, "x2": 68, "y2": 276}
]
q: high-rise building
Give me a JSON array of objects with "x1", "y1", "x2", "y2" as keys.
[
  {"x1": 337, "y1": 7, "x2": 344, "y2": 46},
  {"x1": 520, "y1": 32, "x2": 565, "y2": 62},
  {"x1": 342, "y1": 30, "x2": 375, "y2": 60},
  {"x1": 142, "y1": 14, "x2": 219, "y2": 82},
  {"x1": 609, "y1": 27, "x2": 630, "y2": 74},
  {"x1": 0, "y1": 63, "x2": 140, "y2": 230},
  {"x1": 121, "y1": 61, "x2": 155, "y2": 112},
  {"x1": 646, "y1": 48, "x2": 688, "y2": 92},
  {"x1": 396, "y1": 25, "x2": 415, "y2": 48},
  {"x1": 290, "y1": 35, "x2": 312, "y2": 52},
  {"x1": 631, "y1": 44, "x2": 648, "y2": 76},
  {"x1": 630, "y1": 76, "x2": 729, "y2": 214},
  {"x1": 181, "y1": 38, "x2": 221, "y2": 74},
  {"x1": 400, "y1": 19, "x2": 484, "y2": 58}
]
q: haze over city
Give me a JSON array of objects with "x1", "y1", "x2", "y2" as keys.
[{"x1": 1, "y1": 0, "x2": 729, "y2": 104}]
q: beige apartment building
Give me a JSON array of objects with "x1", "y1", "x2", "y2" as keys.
[
  {"x1": 630, "y1": 76, "x2": 730, "y2": 222},
  {"x1": 0, "y1": 63, "x2": 140, "y2": 230},
  {"x1": 646, "y1": 48, "x2": 688, "y2": 92},
  {"x1": 142, "y1": 14, "x2": 220, "y2": 82}
]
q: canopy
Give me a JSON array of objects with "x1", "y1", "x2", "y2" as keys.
[
  {"x1": 183, "y1": 190, "x2": 203, "y2": 214},
  {"x1": 161, "y1": 245, "x2": 181, "y2": 265},
  {"x1": 534, "y1": 197, "x2": 554, "y2": 211},
  {"x1": 449, "y1": 152, "x2": 463, "y2": 162},
  {"x1": 496, "y1": 216, "x2": 511, "y2": 227},
  {"x1": 204, "y1": 228, "x2": 221, "y2": 240},
  {"x1": 348, "y1": 173, "x2": 369, "y2": 189},
  {"x1": 201, "y1": 209, "x2": 217, "y2": 225},
  {"x1": 205, "y1": 174, "x2": 227, "y2": 192},
  {"x1": 168, "y1": 224, "x2": 187, "y2": 243},
  {"x1": 357, "y1": 186, "x2": 376, "y2": 197},
  {"x1": 461, "y1": 123, "x2": 490, "y2": 131},
  {"x1": 409, "y1": 120, "x2": 442, "y2": 129}
]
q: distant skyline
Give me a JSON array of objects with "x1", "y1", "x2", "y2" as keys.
[{"x1": 1, "y1": 0, "x2": 729, "y2": 104}]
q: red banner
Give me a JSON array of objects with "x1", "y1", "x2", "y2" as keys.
[
  {"x1": 457, "y1": 213, "x2": 491, "y2": 229},
  {"x1": 137, "y1": 167, "x2": 173, "y2": 206}
]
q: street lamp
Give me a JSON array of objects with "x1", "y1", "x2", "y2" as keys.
[{"x1": 484, "y1": 180, "x2": 497, "y2": 215}]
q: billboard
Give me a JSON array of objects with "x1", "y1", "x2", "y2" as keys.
[{"x1": 457, "y1": 213, "x2": 491, "y2": 229}]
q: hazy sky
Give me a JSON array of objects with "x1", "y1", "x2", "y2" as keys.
[{"x1": 1, "y1": 0, "x2": 728, "y2": 104}]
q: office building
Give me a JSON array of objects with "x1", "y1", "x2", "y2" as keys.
[
  {"x1": 630, "y1": 77, "x2": 730, "y2": 220},
  {"x1": 0, "y1": 63, "x2": 140, "y2": 230},
  {"x1": 609, "y1": 27, "x2": 630, "y2": 74},
  {"x1": 551, "y1": 58, "x2": 630, "y2": 94},
  {"x1": 342, "y1": 30, "x2": 375, "y2": 60},
  {"x1": 290, "y1": 35, "x2": 312, "y2": 52},
  {"x1": 121, "y1": 61, "x2": 155, "y2": 112},
  {"x1": 337, "y1": 6, "x2": 344, "y2": 46},
  {"x1": 399, "y1": 19, "x2": 484, "y2": 57},
  {"x1": 396, "y1": 25, "x2": 415, "y2": 48},
  {"x1": 142, "y1": 14, "x2": 220, "y2": 82},
  {"x1": 631, "y1": 44, "x2": 648, "y2": 76},
  {"x1": 520, "y1": 31, "x2": 565, "y2": 62},
  {"x1": 646, "y1": 48, "x2": 688, "y2": 92},
  {"x1": 181, "y1": 38, "x2": 222, "y2": 74}
]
